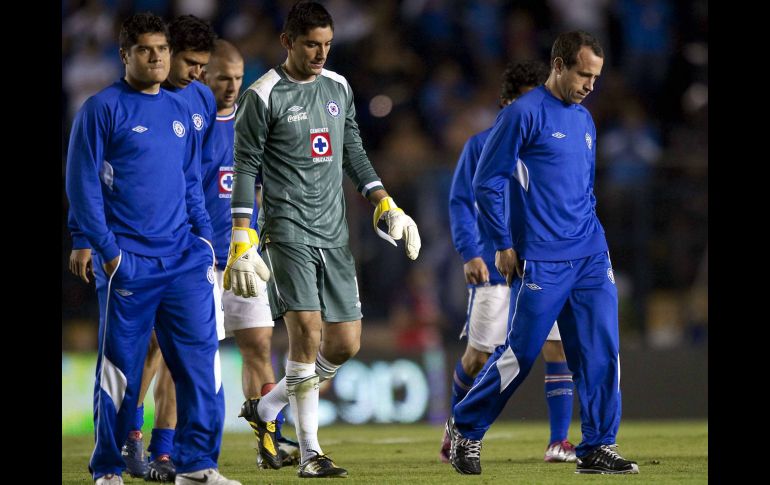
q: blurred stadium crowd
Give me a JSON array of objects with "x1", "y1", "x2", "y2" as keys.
[{"x1": 62, "y1": 0, "x2": 707, "y2": 352}]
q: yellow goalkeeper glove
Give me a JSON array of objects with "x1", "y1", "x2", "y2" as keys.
[
  {"x1": 373, "y1": 196, "x2": 421, "y2": 260},
  {"x1": 223, "y1": 227, "x2": 271, "y2": 297}
]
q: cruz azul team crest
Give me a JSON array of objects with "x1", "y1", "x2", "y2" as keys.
[
  {"x1": 172, "y1": 120, "x2": 185, "y2": 137},
  {"x1": 326, "y1": 100, "x2": 340, "y2": 117},
  {"x1": 219, "y1": 166, "x2": 234, "y2": 198},
  {"x1": 192, "y1": 113, "x2": 204, "y2": 131},
  {"x1": 310, "y1": 127, "x2": 333, "y2": 162}
]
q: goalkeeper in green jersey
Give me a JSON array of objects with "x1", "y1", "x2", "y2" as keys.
[{"x1": 224, "y1": 0, "x2": 421, "y2": 478}]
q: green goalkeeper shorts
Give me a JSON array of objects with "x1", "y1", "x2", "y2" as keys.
[{"x1": 261, "y1": 242, "x2": 363, "y2": 323}]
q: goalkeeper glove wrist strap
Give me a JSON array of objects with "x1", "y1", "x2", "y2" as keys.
[{"x1": 373, "y1": 196, "x2": 402, "y2": 247}]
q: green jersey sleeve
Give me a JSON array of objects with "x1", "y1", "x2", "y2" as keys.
[
  {"x1": 340, "y1": 84, "x2": 384, "y2": 197},
  {"x1": 232, "y1": 86, "x2": 270, "y2": 220}
]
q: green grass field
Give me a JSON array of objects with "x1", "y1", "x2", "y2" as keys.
[{"x1": 62, "y1": 420, "x2": 707, "y2": 484}]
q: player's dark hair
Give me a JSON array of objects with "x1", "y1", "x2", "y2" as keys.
[
  {"x1": 283, "y1": 1, "x2": 334, "y2": 41},
  {"x1": 119, "y1": 12, "x2": 168, "y2": 51},
  {"x1": 168, "y1": 14, "x2": 217, "y2": 53},
  {"x1": 551, "y1": 31, "x2": 603, "y2": 68},
  {"x1": 500, "y1": 60, "x2": 549, "y2": 102}
]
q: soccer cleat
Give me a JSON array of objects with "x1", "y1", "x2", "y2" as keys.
[
  {"x1": 277, "y1": 436, "x2": 301, "y2": 466},
  {"x1": 439, "y1": 428, "x2": 451, "y2": 463},
  {"x1": 575, "y1": 444, "x2": 639, "y2": 474},
  {"x1": 174, "y1": 468, "x2": 242, "y2": 485},
  {"x1": 255, "y1": 440, "x2": 299, "y2": 468},
  {"x1": 121, "y1": 431, "x2": 149, "y2": 477},
  {"x1": 95, "y1": 474, "x2": 124, "y2": 484},
  {"x1": 239, "y1": 399, "x2": 282, "y2": 469},
  {"x1": 446, "y1": 416, "x2": 482, "y2": 475},
  {"x1": 144, "y1": 454, "x2": 176, "y2": 482},
  {"x1": 544, "y1": 439, "x2": 577, "y2": 462},
  {"x1": 297, "y1": 452, "x2": 348, "y2": 478}
]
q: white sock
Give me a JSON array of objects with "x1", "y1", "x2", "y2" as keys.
[
  {"x1": 258, "y1": 352, "x2": 343, "y2": 421},
  {"x1": 285, "y1": 360, "x2": 322, "y2": 463},
  {"x1": 315, "y1": 352, "x2": 342, "y2": 382},
  {"x1": 257, "y1": 379, "x2": 288, "y2": 422}
]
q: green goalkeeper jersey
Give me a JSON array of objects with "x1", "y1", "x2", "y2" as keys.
[{"x1": 231, "y1": 66, "x2": 384, "y2": 248}]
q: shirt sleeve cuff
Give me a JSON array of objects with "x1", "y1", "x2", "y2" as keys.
[
  {"x1": 71, "y1": 233, "x2": 92, "y2": 250},
  {"x1": 493, "y1": 237, "x2": 512, "y2": 251},
  {"x1": 460, "y1": 247, "x2": 482, "y2": 263},
  {"x1": 197, "y1": 226, "x2": 214, "y2": 243},
  {"x1": 99, "y1": 243, "x2": 121, "y2": 263}
]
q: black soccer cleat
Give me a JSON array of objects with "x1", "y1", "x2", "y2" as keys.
[
  {"x1": 297, "y1": 452, "x2": 348, "y2": 478},
  {"x1": 277, "y1": 436, "x2": 301, "y2": 466},
  {"x1": 144, "y1": 454, "x2": 176, "y2": 482},
  {"x1": 121, "y1": 432, "x2": 149, "y2": 478},
  {"x1": 575, "y1": 444, "x2": 639, "y2": 474},
  {"x1": 239, "y1": 398, "x2": 282, "y2": 469},
  {"x1": 446, "y1": 416, "x2": 482, "y2": 475}
]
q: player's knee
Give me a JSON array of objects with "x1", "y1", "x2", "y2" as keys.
[
  {"x1": 469, "y1": 354, "x2": 489, "y2": 375},
  {"x1": 324, "y1": 340, "x2": 360, "y2": 364},
  {"x1": 333, "y1": 342, "x2": 360, "y2": 363},
  {"x1": 240, "y1": 338, "x2": 272, "y2": 365},
  {"x1": 461, "y1": 348, "x2": 490, "y2": 377}
]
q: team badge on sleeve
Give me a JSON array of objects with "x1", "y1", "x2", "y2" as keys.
[
  {"x1": 326, "y1": 100, "x2": 340, "y2": 117},
  {"x1": 585, "y1": 133, "x2": 592, "y2": 149},
  {"x1": 192, "y1": 113, "x2": 204, "y2": 131},
  {"x1": 219, "y1": 167, "x2": 234, "y2": 198},
  {"x1": 310, "y1": 132, "x2": 333, "y2": 157},
  {"x1": 173, "y1": 121, "x2": 185, "y2": 137}
]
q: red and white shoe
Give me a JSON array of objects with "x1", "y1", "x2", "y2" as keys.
[
  {"x1": 439, "y1": 429, "x2": 451, "y2": 463},
  {"x1": 544, "y1": 440, "x2": 577, "y2": 462}
]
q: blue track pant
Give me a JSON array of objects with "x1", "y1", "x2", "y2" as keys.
[
  {"x1": 453, "y1": 251, "x2": 622, "y2": 457},
  {"x1": 88, "y1": 238, "x2": 224, "y2": 478}
]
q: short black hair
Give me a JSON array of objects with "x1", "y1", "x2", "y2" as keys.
[
  {"x1": 500, "y1": 60, "x2": 549, "y2": 101},
  {"x1": 551, "y1": 31, "x2": 604, "y2": 69},
  {"x1": 283, "y1": 1, "x2": 334, "y2": 41},
  {"x1": 119, "y1": 12, "x2": 168, "y2": 51},
  {"x1": 168, "y1": 14, "x2": 217, "y2": 54}
]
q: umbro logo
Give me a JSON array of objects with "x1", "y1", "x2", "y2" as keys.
[
  {"x1": 526, "y1": 283, "x2": 542, "y2": 290},
  {"x1": 132, "y1": 125, "x2": 148, "y2": 133},
  {"x1": 115, "y1": 288, "x2": 133, "y2": 296},
  {"x1": 288, "y1": 105, "x2": 304, "y2": 112},
  {"x1": 551, "y1": 132, "x2": 566, "y2": 139}
]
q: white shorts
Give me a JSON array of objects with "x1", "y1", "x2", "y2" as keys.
[
  {"x1": 546, "y1": 321, "x2": 561, "y2": 341},
  {"x1": 460, "y1": 284, "x2": 560, "y2": 353},
  {"x1": 214, "y1": 269, "x2": 274, "y2": 339},
  {"x1": 460, "y1": 285, "x2": 509, "y2": 353}
]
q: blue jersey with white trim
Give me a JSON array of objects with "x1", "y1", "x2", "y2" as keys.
[
  {"x1": 472, "y1": 85, "x2": 607, "y2": 261},
  {"x1": 201, "y1": 105, "x2": 260, "y2": 269},
  {"x1": 448, "y1": 128, "x2": 506, "y2": 286},
  {"x1": 66, "y1": 79, "x2": 212, "y2": 261},
  {"x1": 164, "y1": 80, "x2": 217, "y2": 183}
]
